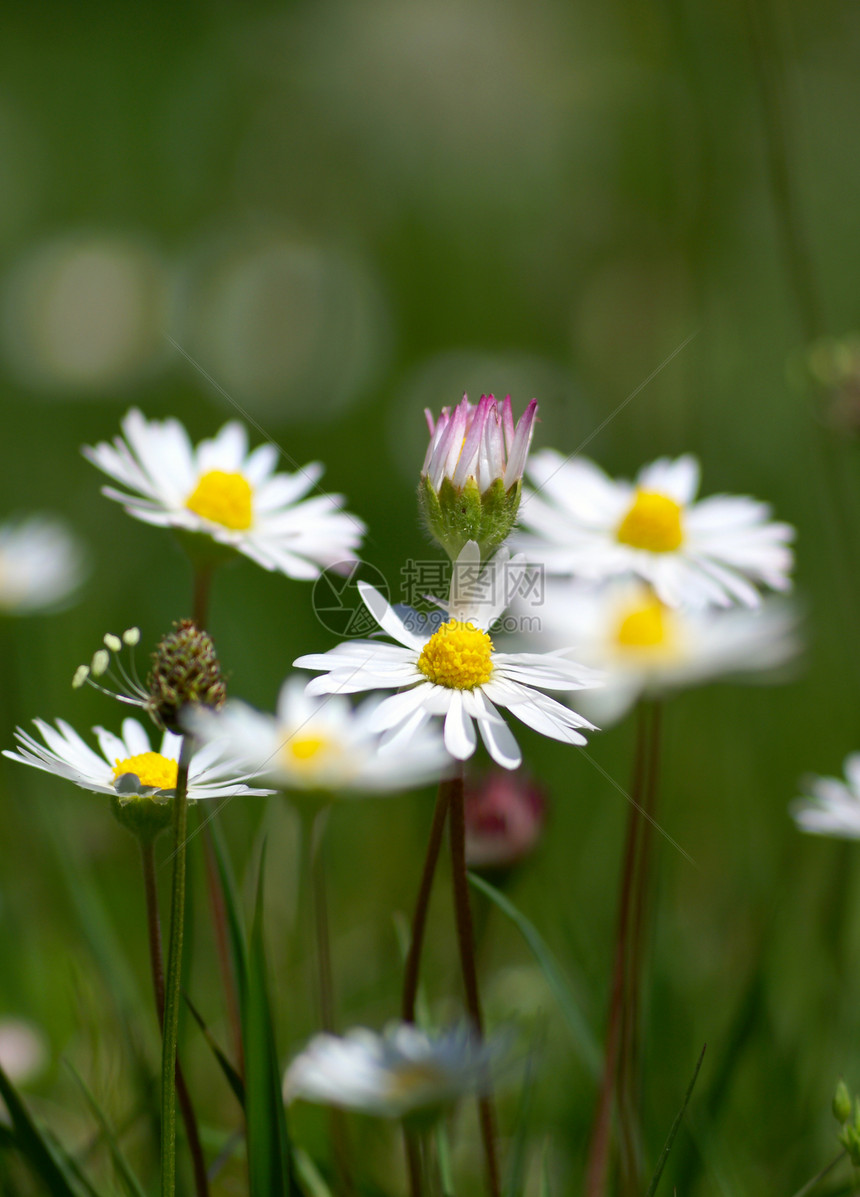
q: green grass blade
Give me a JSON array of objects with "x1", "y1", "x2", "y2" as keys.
[
  {"x1": 244, "y1": 846, "x2": 301, "y2": 1197},
  {"x1": 645, "y1": 1043, "x2": 707, "y2": 1197},
  {"x1": 207, "y1": 814, "x2": 249, "y2": 990},
  {"x1": 294, "y1": 1147, "x2": 334, "y2": 1197},
  {"x1": 467, "y1": 872, "x2": 600, "y2": 1077},
  {"x1": 538, "y1": 1138, "x2": 553, "y2": 1197},
  {"x1": 184, "y1": 991, "x2": 246, "y2": 1110},
  {"x1": 0, "y1": 1060, "x2": 85, "y2": 1197},
  {"x1": 504, "y1": 1033, "x2": 543, "y2": 1197},
  {"x1": 65, "y1": 1060, "x2": 147, "y2": 1197}
]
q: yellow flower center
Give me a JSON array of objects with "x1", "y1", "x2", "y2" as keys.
[
  {"x1": 112, "y1": 752, "x2": 178, "y2": 791},
  {"x1": 616, "y1": 490, "x2": 683, "y2": 553},
  {"x1": 279, "y1": 732, "x2": 342, "y2": 781},
  {"x1": 186, "y1": 470, "x2": 253, "y2": 530},
  {"x1": 386, "y1": 1061, "x2": 446, "y2": 1100},
  {"x1": 614, "y1": 597, "x2": 674, "y2": 652},
  {"x1": 417, "y1": 620, "x2": 494, "y2": 690}
]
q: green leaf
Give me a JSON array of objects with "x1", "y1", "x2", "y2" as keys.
[
  {"x1": 184, "y1": 991, "x2": 246, "y2": 1110},
  {"x1": 538, "y1": 1138, "x2": 553, "y2": 1197},
  {"x1": 504, "y1": 1034, "x2": 543, "y2": 1197},
  {"x1": 467, "y1": 872, "x2": 600, "y2": 1077},
  {"x1": 645, "y1": 1043, "x2": 706, "y2": 1197},
  {"x1": 244, "y1": 845, "x2": 301, "y2": 1197},
  {"x1": 0, "y1": 1060, "x2": 86, "y2": 1197},
  {"x1": 294, "y1": 1147, "x2": 334, "y2": 1197},
  {"x1": 65, "y1": 1060, "x2": 148, "y2": 1197}
]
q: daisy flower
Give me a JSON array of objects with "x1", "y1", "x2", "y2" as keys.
[
  {"x1": 187, "y1": 677, "x2": 452, "y2": 795},
  {"x1": 0, "y1": 515, "x2": 86, "y2": 614},
  {"x1": 515, "y1": 450, "x2": 794, "y2": 608},
  {"x1": 791, "y1": 755, "x2": 860, "y2": 840},
  {"x1": 82, "y1": 408, "x2": 364, "y2": 579},
  {"x1": 522, "y1": 578, "x2": 799, "y2": 725},
  {"x1": 283, "y1": 1022, "x2": 503, "y2": 1119},
  {"x1": 295, "y1": 542, "x2": 600, "y2": 771},
  {"x1": 4, "y1": 715, "x2": 272, "y2": 803}
]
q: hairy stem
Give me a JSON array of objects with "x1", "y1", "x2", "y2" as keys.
[{"x1": 160, "y1": 736, "x2": 193, "y2": 1197}]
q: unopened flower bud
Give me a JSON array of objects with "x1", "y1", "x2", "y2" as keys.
[
  {"x1": 464, "y1": 770, "x2": 547, "y2": 871},
  {"x1": 834, "y1": 1079, "x2": 853, "y2": 1124},
  {"x1": 147, "y1": 619, "x2": 226, "y2": 734},
  {"x1": 419, "y1": 394, "x2": 537, "y2": 561}
]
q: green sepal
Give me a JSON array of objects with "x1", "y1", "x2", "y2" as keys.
[
  {"x1": 418, "y1": 474, "x2": 523, "y2": 561},
  {"x1": 110, "y1": 790, "x2": 174, "y2": 844}
]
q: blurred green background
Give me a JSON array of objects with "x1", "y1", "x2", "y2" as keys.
[{"x1": 2, "y1": 0, "x2": 860, "y2": 1192}]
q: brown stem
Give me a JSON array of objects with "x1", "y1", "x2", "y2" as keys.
[
  {"x1": 140, "y1": 839, "x2": 210, "y2": 1197},
  {"x1": 201, "y1": 821, "x2": 245, "y2": 1080},
  {"x1": 404, "y1": 1133, "x2": 424, "y2": 1197},
  {"x1": 448, "y1": 769, "x2": 501, "y2": 1197},
  {"x1": 192, "y1": 564, "x2": 214, "y2": 632},
  {"x1": 401, "y1": 781, "x2": 452, "y2": 1023},
  {"x1": 584, "y1": 706, "x2": 649, "y2": 1197}
]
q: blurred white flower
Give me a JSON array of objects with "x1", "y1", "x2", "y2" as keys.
[
  {"x1": 515, "y1": 451, "x2": 794, "y2": 609},
  {"x1": 283, "y1": 1022, "x2": 502, "y2": 1119},
  {"x1": 0, "y1": 1019, "x2": 47, "y2": 1086},
  {"x1": 0, "y1": 514, "x2": 86, "y2": 614},
  {"x1": 792, "y1": 756, "x2": 860, "y2": 840},
  {"x1": 295, "y1": 541, "x2": 599, "y2": 771},
  {"x1": 4, "y1": 715, "x2": 272, "y2": 802},
  {"x1": 82, "y1": 408, "x2": 364, "y2": 579},
  {"x1": 523, "y1": 578, "x2": 799, "y2": 725},
  {"x1": 187, "y1": 677, "x2": 452, "y2": 795}
]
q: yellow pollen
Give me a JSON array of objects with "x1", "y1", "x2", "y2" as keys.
[
  {"x1": 186, "y1": 470, "x2": 253, "y2": 530},
  {"x1": 417, "y1": 619, "x2": 494, "y2": 690},
  {"x1": 615, "y1": 598, "x2": 673, "y2": 651},
  {"x1": 112, "y1": 752, "x2": 178, "y2": 791},
  {"x1": 616, "y1": 490, "x2": 683, "y2": 553}
]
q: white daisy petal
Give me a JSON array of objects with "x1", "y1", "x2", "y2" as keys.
[
  {"x1": 515, "y1": 451, "x2": 794, "y2": 610},
  {"x1": 83, "y1": 410, "x2": 364, "y2": 581}
]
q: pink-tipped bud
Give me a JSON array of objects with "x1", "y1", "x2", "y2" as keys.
[
  {"x1": 464, "y1": 770, "x2": 547, "y2": 870},
  {"x1": 419, "y1": 394, "x2": 538, "y2": 560}
]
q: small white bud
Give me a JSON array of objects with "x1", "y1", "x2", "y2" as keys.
[
  {"x1": 103, "y1": 633, "x2": 122, "y2": 653},
  {"x1": 123, "y1": 627, "x2": 141, "y2": 646},
  {"x1": 72, "y1": 665, "x2": 90, "y2": 689},
  {"x1": 91, "y1": 649, "x2": 110, "y2": 677}
]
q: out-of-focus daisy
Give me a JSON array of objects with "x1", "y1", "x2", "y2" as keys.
[
  {"x1": 82, "y1": 408, "x2": 364, "y2": 578},
  {"x1": 4, "y1": 715, "x2": 272, "y2": 803},
  {"x1": 419, "y1": 393, "x2": 537, "y2": 560},
  {"x1": 283, "y1": 1022, "x2": 503, "y2": 1119},
  {"x1": 522, "y1": 578, "x2": 799, "y2": 725},
  {"x1": 515, "y1": 450, "x2": 794, "y2": 608},
  {"x1": 0, "y1": 515, "x2": 86, "y2": 614},
  {"x1": 0, "y1": 1019, "x2": 48, "y2": 1086},
  {"x1": 791, "y1": 756, "x2": 860, "y2": 839},
  {"x1": 295, "y1": 542, "x2": 599, "y2": 771},
  {"x1": 187, "y1": 677, "x2": 452, "y2": 795}
]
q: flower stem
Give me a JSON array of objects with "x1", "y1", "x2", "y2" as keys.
[
  {"x1": 192, "y1": 563, "x2": 215, "y2": 632},
  {"x1": 584, "y1": 704, "x2": 649, "y2": 1197},
  {"x1": 140, "y1": 839, "x2": 209, "y2": 1197},
  {"x1": 160, "y1": 736, "x2": 193, "y2": 1197},
  {"x1": 200, "y1": 820, "x2": 245, "y2": 1080},
  {"x1": 448, "y1": 768, "x2": 501, "y2": 1197},
  {"x1": 402, "y1": 780, "x2": 452, "y2": 1023},
  {"x1": 618, "y1": 701, "x2": 662, "y2": 1195}
]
